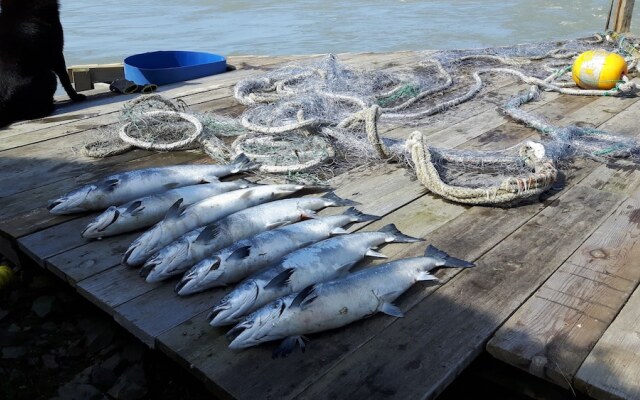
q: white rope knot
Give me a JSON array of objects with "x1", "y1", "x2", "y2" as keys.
[{"x1": 617, "y1": 80, "x2": 639, "y2": 95}]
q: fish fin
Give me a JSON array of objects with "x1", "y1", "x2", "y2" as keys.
[
  {"x1": 321, "y1": 191, "x2": 360, "y2": 206},
  {"x1": 124, "y1": 200, "x2": 145, "y2": 216},
  {"x1": 199, "y1": 176, "x2": 221, "y2": 184},
  {"x1": 343, "y1": 207, "x2": 380, "y2": 222},
  {"x1": 330, "y1": 227, "x2": 349, "y2": 235},
  {"x1": 99, "y1": 178, "x2": 119, "y2": 192},
  {"x1": 365, "y1": 249, "x2": 388, "y2": 259},
  {"x1": 164, "y1": 182, "x2": 181, "y2": 190},
  {"x1": 226, "y1": 245, "x2": 251, "y2": 262},
  {"x1": 424, "y1": 245, "x2": 475, "y2": 268},
  {"x1": 291, "y1": 284, "x2": 318, "y2": 309},
  {"x1": 264, "y1": 268, "x2": 295, "y2": 290},
  {"x1": 195, "y1": 224, "x2": 222, "y2": 245},
  {"x1": 299, "y1": 208, "x2": 318, "y2": 220},
  {"x1": 380, "y1": 302, "x2": 404, "y2": 318},
  {"x1": 416, "y1": 272, "x2": 439, "y2": 283},
  {"x1": 231, "y1": 153, "x2": 261, "y2": 173},
  {"x1": 164, "y1": 198, "x2": 185, "y2": 221},
  {"x1": 272, "y1": 336, "x2": 308, "y2": 359},
  {"x1": 378, "y1": 224, "x2": 424, "y2": 243}
]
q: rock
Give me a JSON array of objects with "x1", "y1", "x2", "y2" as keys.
[
  {"x1": 107, "y1": 364, "x2": 147, "y2": 400},
  {"x1": 121, "y1": 342, "x2": 145, "y2": 364},
  {"x1": 71, "y1": 365, "x2": 95, "y2": 385},
  {"x1": 82, "y1": 320, "x2": 115, "y2": 353},
  {"x1": 2, "y1": 346, "x2": 26, "y2": 359},
  {"x1": 56, "y1": 290, "x2": 76, "y2": 304},
  {"x1": 61, "y1": 322, "x2": 76, "y2": 332},
  {"x1": 29, "y1": 274, "x2": 55, "y2": 290},
  {"x1": 54, "y1": 346, "x2": 67, "y2": 357},
  {"x1": 57, "y1": 382, "x2": 106, "y2": 400},
  {"x1": 42, "y1": 321, "x2": 58, "y2": 331},
  {"x1": 0, "y1": 331, "x2": 24, "y2": 347},
  {"x1": 7, "y1": 323, "x2": 20, "y2": 333},
  {"x1": 91, "y1": 352, "x2": 123, "y2": 389},
  {"x1": 97, "y1": 343, "x2": 119, "y2": 358},
  {"x1": 67, "y1": 339, "x2": 85, "y2": 358},
  {"x1": 31, "y1": 295, "x2": 56, "y2": 318},
  {"x1": 42, "y1": 353, "x2": 59, "y2": 369},
  {"x1": 0, "y1": 308, "x2": 8, "y2": 321}
]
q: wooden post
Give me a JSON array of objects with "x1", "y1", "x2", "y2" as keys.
[
  {"x1": 71, "y1": 68, "x2": 93, "y2": 92},
  {"x1": 613, "y1": 0, "x2": 635, "y2": 32}
]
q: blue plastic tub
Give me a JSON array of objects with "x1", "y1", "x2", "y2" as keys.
[{"x1": 124, "y1": 51, "x2": 227, "y2": 86}]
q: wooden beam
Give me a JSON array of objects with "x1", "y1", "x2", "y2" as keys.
[
  {"x1": 613, "y1": 0, "x2": 635, "y2": 33},
  {"x1": 67, "y1": 63, "x2": 125, "y2": 92}
]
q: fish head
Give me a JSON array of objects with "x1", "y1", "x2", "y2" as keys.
[
  {"x1": 47, "y1": 185, "x2": 96, "y2": 214},
  {"x1": 175, "y1": 256, "x2": 222, "y2": 296},
  {"x1": 81, "y1": 207, "x2": 120, "y2": 238},
  {"x1": 227, "y1": 298, "x2": 290, "y2": 349},
  {"x1": 141, "y1": 241, "x2": 191, "y2": 283},
  {"x1": 208, "y1": 280, "x2": 260, "y2": 327},
  {"x1": 122, "y1": 225, "x2": 166, "y2": 267}
]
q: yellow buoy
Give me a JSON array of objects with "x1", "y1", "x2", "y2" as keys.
[
  {"x1": 572, "y1": 50, "x2": 628, "y2": 90},
  {"x1": 0, "y1": 264, "x2": 15, "y2": 289}
]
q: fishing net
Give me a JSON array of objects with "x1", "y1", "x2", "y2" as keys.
[
  {"x1": 85, "y1": 33, "x2": 640, "y2": 205},
  {"x1": 82, "y1": 94, "x2": 248, "y2": 162}
]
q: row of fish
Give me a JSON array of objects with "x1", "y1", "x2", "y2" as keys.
[{"x1": 48, "y1": 154, "x2": 475, "y2": 357}]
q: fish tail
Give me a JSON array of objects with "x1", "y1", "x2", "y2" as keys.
[
  {"x1": 231, "y1": 153, "x2": 261, "y2": 173},
  {"x1": 321, "y1": 191, "x2": 360, "y2": 206},
  {"x1": 343, "y1": 207, "x2": 380, "y2": 222},
  {"x1": 424, "y1": 245, "x2": 474, "y2": 268},
  {"x1": 378, "y1": 224, "x2": 424, "y2": 243}
]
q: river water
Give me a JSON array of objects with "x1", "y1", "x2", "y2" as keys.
[{"x1": 59, "y1": 0, "x2": 639, "y2": 66}]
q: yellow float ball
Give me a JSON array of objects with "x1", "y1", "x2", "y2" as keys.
[
  {"x1": 0, "y1": 264, "x2": 15, "y2": 289},
  {"x1": 572, "y1": 50, "x2": 628, "y2": 90}
]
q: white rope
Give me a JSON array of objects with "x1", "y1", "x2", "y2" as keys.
[{"x1": 119, "y1": 110, "x2": 203, "y2": 151}]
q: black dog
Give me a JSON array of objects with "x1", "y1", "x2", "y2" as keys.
[{"x1": 0, "y1": 0, "x2": 85, "y2": 127}]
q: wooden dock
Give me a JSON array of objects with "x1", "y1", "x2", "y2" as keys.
[{"x1": 1, "y1": 50, "x2": 639, "y2": 400}]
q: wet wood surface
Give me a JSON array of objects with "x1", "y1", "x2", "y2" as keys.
[{"x1": 1, "y1": 51, "x2": 639, "y2": 400}]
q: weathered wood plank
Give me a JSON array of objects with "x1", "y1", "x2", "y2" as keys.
[
  {"x1": 114, "y1": 284, "x2": 220, "y2": 347},
  {"x1": 485, "y1": 93, "x2": 640, "y2": 389},
  {"x1": 0, "y1": 152, "x2": 207, "y2": 238},
  {"x1": 45, "y1": 231, "x2": 141, "y2": 285},
  {"x1": 297, "y1": 185, "x2": 623, "y2": 400},
  {"x1": 0, "y1": 52, "x2": 424, "y2": 240},
  {"x1": 4, "y1": 47, "x2": 640, "y2": 400},
  {"x1": 0, "y1": 53, "x2": 420, "y2": 207},
  {"x1": 155, "y1": 196, "x2": 548, "y2": 400},
  {"x1": 487, "y1": 197, "x2": 640, "y2": 389},
  {"x1": 0, "y1": 234, "x2": 22, "y2": 267},
  {"x1": 0, "y1": 54, "x2": 321, "y2": 140},
  {"x1": 16, "y1": 216, "x2": 92, "y2": 267},
  {"x1": 76, "y1": 264, "x2": 162, "y2": 315},
  {"x1": 152, "y1": 88, "x2": 626, "y2": 399},
  {"x1": 0, "y1": 52, "x2": 414, "y2": 148},
  {"x1": 574, "y1": 277, "x2": 640, "y2": 400}
]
